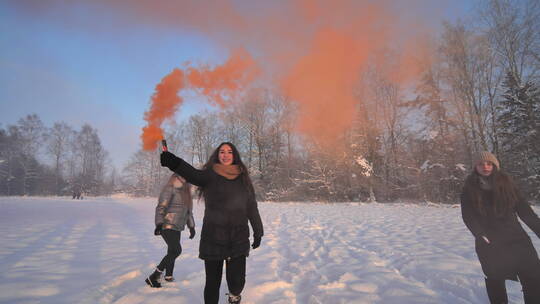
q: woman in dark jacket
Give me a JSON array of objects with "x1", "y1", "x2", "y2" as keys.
[
  {"x1": 145, "y1": 174, "x2": 196, "y2": 288},
  {"x1": 160, "y1": 142, "x2": 263, "y2": 304},
  {"x1": 461, "y1": 151, "x2": 540, "y2": 304}
]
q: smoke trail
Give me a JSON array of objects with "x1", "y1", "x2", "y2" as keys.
[
  {"x1": 141, "y1": 49, "x2": 259, "y2": 150},
  {"x1": 187, "y1": 48, "x2": 259, "y2": 107},
  {"x1": 141, "y1": 68, "x2": 184, "y2": 151}
]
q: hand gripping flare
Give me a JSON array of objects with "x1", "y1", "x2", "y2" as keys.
[{"x1": 161, "y1": 139, "x2": 168, "y2": 152}]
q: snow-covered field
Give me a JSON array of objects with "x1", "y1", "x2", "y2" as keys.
[{"x1": 1, "y1": 197, "x2": 539, "y2": 304}]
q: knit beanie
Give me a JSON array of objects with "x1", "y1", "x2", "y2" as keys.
[{"x1": 474, "y1": 151, "x2": 500, "y2": 170}]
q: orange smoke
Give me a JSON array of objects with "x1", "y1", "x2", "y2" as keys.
[
  {"x1": 141, "y1": 49, "x2": 259, "y2": 150},
  {"x1": 141, "y1": 68, "x2": 184, "y2": 150},
  {"x1": 279, "y1": 2, "x2": 397, "y2": 143},
  {"x1": 281, "y1": 29, "x2": 372, "y2": 143},
  {"x1": 187, "y1": 48, "x2": 260, "y2": 107},
  {"x1": 16, "y1": 1, "x2": 445, "y2": 145},
  {"x1": 129, "y1": 0, "x2": 432, "y2": 148}
]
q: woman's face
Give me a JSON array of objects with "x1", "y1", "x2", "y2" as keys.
[
  {"x1": 218, "y1": 144, "x2": 234, "y2": 166},
  {"x1": 476, "y1": 161, "x2": 494, "y2": 177}
]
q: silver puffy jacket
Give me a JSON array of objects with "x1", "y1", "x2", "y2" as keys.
[{"x1": 155, "y1": 183, "x2": 195, "y2": 231}]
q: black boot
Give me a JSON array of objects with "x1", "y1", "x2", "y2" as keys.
[
  {"x1": 227, "y1": 293, "x2": 241, "y2": 304},
  {"x1": 145, "y1": 268, "x2": 163, "y2": 288},
  {"x1": 485, "y1": 278, "x2": 508, "y2": 304}
]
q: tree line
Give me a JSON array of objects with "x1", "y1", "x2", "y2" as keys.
[
  {"x1": 124, "y1": 0, "x2": 540, "y2": 203},
  {"x1": 0, "y1": 114, "x2": 112, "y2": 196}
]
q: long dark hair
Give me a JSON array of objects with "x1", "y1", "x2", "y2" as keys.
[
  {"x1": 462, "y1": 168, "x2": 519, "y2": 216},
  {"x1": 198, "y1": 142, "x2": 255, "y2": 198}
]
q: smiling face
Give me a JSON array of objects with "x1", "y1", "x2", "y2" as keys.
[
  {"x1": 476, "y1": 161, "x2": 494, "y2": 177},
  {"x1": 218, "y1": 144, "x2": 234, "y2": 166}
]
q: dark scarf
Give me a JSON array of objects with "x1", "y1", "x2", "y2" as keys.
[
  {"x1": 478, "y1": 175, "x2": 493, "y2": 191},
  {"x1": 213, "y1": 164, "x2": 241, "y2": 180}
]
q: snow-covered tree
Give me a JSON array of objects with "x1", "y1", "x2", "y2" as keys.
[
  {"x1": 497, "y1": 72, "x2": 540, "y2": 200},
  {"x1": 405, "y1": 60, "x2": 469, "y2": 203},
  {"x1": 13, "y1": 114, "x2": 47, "y2": 195},
  {"x1": 69, "y1": 124, "x2": 109, "y2": 196}
]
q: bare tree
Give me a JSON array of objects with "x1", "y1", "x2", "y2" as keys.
[
  {"x1": 219, "y1": 104, "x2": 246, "y2": 149},
  {"x1": 46, "y1": 122, "x2": 75, "y2": 195},
  {"x1": 238, "y1": 88, "x2": 272, "y2": 178},
  {"x1": 15, "y1": 114, "x2": 46, "y2": 195},
  {"x1": 186, "y1": 113, "x2": 220, "y2": 165},
  {"x1": 440, "y1": 23, "x2": 498, "y2": 159},
  {"x1": 480, "y1": 0, "x2": 540, "y2": 84},
  {"x1": 405, "y1": 45, "x2": 470, "y2": 203},
  {"x1": 123, "y1": 149, "x2": 157, "y2": 196},
  {"x1": 74, "y1": 124, "x2": 108, "y2": 195}
]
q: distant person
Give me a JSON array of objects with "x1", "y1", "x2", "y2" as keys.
[
  {"x1": 460, "y1": 151, "x2": 540, "y2": 304},
  {"x1": 72, "y1": 190, "x2": 82, "y2": 199},
  {"x1": 145, "y1": 174, "x2": 196, "y2": 288},
  {"x1": 161, "y1": 142, "x2": 263, "y2": 304}
]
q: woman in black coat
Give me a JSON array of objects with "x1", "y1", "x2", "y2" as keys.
[
  {"x1": 160, "y1": 142, "x2": 263, "y2": 304},
  {"x1": 461, "y1": 151, "x2": 540, "y2": 304}
]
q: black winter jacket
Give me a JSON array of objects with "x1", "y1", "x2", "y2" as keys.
[
  {"x1": 172, "y1": 158, "x2": 264, "y2": 260},
  {"x1": 461, "y1": 179, "x2": 540, "y2": 280}
]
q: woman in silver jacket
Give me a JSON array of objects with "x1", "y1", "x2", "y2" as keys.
[{"x1": 145, "y1": 174, "x2": 196, "y2": 288}]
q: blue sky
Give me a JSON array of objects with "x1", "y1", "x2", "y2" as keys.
[
  {"x1": 1, "y1": 1, "x2": 225, "y2": 168},
  {"x1": 0, "y1": 1, "x2": 475, "y2": 169}
]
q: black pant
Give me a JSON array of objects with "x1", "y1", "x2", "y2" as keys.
[
  {"x1": 157, "y1": 229, "x2": 182, "y2": 277},
  {"x1": 486, "y1": 276, "x2": 540, "y2": 304},
  {"x1": 204, "y1": 256, "x2": 246, "y2": 304}
]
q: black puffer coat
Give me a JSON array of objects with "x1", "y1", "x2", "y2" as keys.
[
  {"x1": 172, "y1": 158, "x2": 264, "y2": 261},
  {"x1": 461, "y1": 176, "x2": 540, "y2": 280}
]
